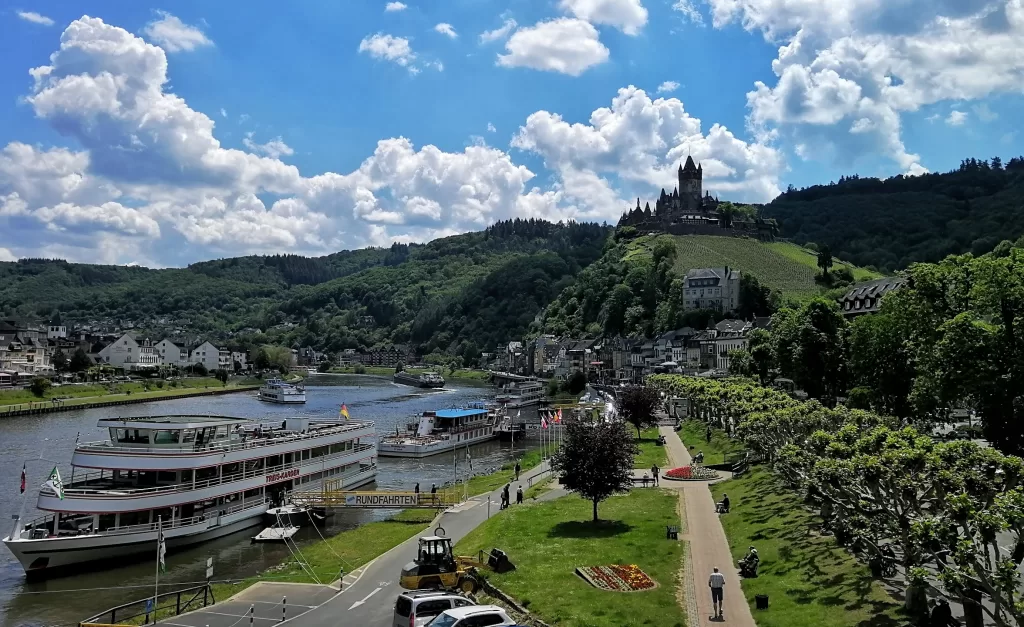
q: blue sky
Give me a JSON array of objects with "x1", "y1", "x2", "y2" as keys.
[{"x1": 0, "y1": 0, "x2": 1020, "y2": 266}]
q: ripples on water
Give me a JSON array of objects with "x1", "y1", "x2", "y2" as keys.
[{"x1": 0, "y1": 374, "x2": 539, "y2": 627}]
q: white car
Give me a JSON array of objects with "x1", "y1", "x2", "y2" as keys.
[
  {"x1": 393, "y1": 590, "x2": 475, "y2": 627},
  {"x1": 425, "y1": 605, "x2": 517, "y2": 627}
]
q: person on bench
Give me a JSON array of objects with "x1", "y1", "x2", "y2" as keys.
[
  {"x1": 716, "y1": 493, "x2": 730, "y2": 514},
  {"x1": 739, "y1": 546, "x2": 759, "y2": 577}
]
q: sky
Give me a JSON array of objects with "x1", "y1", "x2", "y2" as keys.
[{"x1": 0, "y1": 0, "x2": 1021, "y2": 267}]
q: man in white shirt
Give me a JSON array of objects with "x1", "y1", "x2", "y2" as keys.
[{"x1": 708, "y1": 566, "x2": 726, "y2": 619}]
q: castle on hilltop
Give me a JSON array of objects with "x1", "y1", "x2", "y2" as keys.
[{"x1": 617, "y1": 156, "x2": 777, "y2": 240}]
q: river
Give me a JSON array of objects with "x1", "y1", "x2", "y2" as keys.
[{"x1": 0, "y1": 374, "x2": 540, "y2": 627}]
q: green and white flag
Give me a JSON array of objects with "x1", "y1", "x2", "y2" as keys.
[
  {"x1": 158, "y1": 523, "x2": 167, "y2": 572},
  {"x1": 44, "y1": 466, "x2": 64, "y2": 500}
]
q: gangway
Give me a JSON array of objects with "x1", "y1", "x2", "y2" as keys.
[{"x1": 291, "y1": 477, "x2": 465, "y2": 509}]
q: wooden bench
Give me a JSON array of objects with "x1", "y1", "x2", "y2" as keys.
[{"x1": 666, "y1": 525, "x2": 679, "y2": 540}]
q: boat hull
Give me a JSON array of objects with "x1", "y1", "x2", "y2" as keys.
[
  {"x1": 393, "y1": 373, "x2": 445, "y2": 388},
  {"x1": 378, "y1": 432, "x2": 498, "y2": 458},
  {"x1": 257, "y1": 394, "x2": 306, "y2": 404},
  {"x1": 4, "y1": 506, "x2": 266, "y2": 580}
]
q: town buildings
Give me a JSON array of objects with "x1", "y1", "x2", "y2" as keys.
[{"x1": 683, "y1": 267, "x2": 741, "y2": 312}]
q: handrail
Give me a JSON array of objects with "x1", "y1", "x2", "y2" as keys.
[
  {"x1": 23, "y1": 465, "x2": 378, "y2": 535},
  {"x1": 54, "y1": 445, "x2": 375, "y2": 498},
  {"x1": 79, "y1": 583, "x2": 214, "y2": 627},
  {"x1": 75, "y1": 420, "x2": 374, "y2": 455}
]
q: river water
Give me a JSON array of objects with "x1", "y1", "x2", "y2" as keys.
[{"x1": 0, "y1": 374, "x2": 539, "y2": 627}]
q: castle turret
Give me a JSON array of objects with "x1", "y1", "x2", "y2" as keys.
[{"x1": 679, "y1": 156, "x2": 702, "y2": 211}]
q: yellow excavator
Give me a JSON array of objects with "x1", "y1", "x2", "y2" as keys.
[{"x1": 398, "y1": 536, "x2": 515, "y2": 594}]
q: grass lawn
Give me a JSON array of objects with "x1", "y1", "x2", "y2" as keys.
[
  {"x1": 210, "y1": 509, "x2": 437, "y2": 602},
  {"x1": 456, "y1": 489, "x2": 685, "y2": 627},
  {"x1": 677, "y1": 420, "x2": 745, "y2": 466},
  {"x1": 0, "y1": 377, "x2": 258, "y2": 409},
  {"x1": 633, "y1": 427, "x2": 668, "y2": 468},
  {"x1": 710, "y1": 467, "x2": 904, "y2": 627},
  {"x1": 463, "y1": 449, "x2": 545, "y2": 497}
]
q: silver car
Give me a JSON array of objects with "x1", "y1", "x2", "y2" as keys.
[{"x1": 393, "y1": 590, "x2": 475, "y2": 627}]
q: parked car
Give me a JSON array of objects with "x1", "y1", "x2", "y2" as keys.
[
  {"x1": 425, "y1": 605, "x2": 517, "y2": 627},
  {"x1": 393, "y1": 590, "x2": 475, "y2": 627}
]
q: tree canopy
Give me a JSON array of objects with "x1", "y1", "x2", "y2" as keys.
[{"x1": 551, "y1": 414, "x2": 638, "y2": 522}]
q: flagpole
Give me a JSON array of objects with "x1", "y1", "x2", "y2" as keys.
[{"x1": 154, "y1": 516, "x2": 161, "y2": 613}]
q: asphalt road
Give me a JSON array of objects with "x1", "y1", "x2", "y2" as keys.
[{"x1": 297, "y1": 463, "x2": 550, "y2": 627}]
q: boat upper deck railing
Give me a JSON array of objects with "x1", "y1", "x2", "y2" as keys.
[{"x1": 76, "y1": 419, "x2": 374, "y2": 455}]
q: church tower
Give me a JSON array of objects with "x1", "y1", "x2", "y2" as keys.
[{"x1": 678, "y1": 156, "x2": 702, "y2": 212}]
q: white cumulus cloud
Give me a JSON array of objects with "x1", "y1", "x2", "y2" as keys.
[
  {"x1": 385, "y1": 2, "x2": 407, "y2": 11},
  {"x1": 558, "y1": 0, "x2": 648, "y2": 35},
  {"x1": 435, "y1": 23, "x2": 458, "y2": 38},
  {"x1": 480, "y1": 18, "x2": 518, "y2": 43},
  {"x1": 497, "y1": 18, "x2": 609, "y2": 76},
  {"x1": 657, "y1": 81, "x2": 680, "y2": 93},
  {"x1": 946, "y1": 110, "x2": 968, "y2": 127},
  {"x1": 243, "y1": 133, "x2": 295, "y2": 159},
  {"x1": 0, "y1": 247, "x2": 16, "y2": 262},
  {"x1": 714, "y1": 0, "x2": 1024, "y2": 174},
  {"x1": 358, "y1": 33, "x2": 418, "y2": 71},
  {"x1": 17, "y1": 11, "x2": 55, "y2": 26},
  {"x1": 0, "y1": 16, "x2": 780, "y2": 266},
  {"x1": 672, "y1": 0, "x2": 704, "y2": 25},
  {"x1": 142, "y1": 10, "x2": 213, "y2": 53}
]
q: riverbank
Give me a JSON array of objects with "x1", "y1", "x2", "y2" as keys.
[
  {"x1": 202, "y1": 450, "x2": 546, "y2": 602},
  {"x1": 327, "y1": 365, "x2": 491, "y2": 381},
  {"x1": 0, "y1": 379, "x2": 261, "y2": 416}
]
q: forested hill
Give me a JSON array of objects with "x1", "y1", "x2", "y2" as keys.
[
  {"x1": 0, "y1": 219, "x2": 611, "y2": 358},
  {"x1": 765, "y1": 156, "x2": 1024, "y2": 272}
]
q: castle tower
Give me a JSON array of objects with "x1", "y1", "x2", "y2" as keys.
[{"x1": 679, "y1": 156, "x2": 702, "y2": 212}]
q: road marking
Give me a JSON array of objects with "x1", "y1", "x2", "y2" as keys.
[
  {"x1": 347, "y1": 586, "x2": 382, "y2": 610},
  {"x1": 198, "y1": 610, "x2": 280, "y2": 621}
]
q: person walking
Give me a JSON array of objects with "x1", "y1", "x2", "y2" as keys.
[
  {"x1": 706, "y1": 425, "x2": 713, "y2": 444},
  {"x1": 414, "y1": 482, "x2": 420, "y2": 504},
  {"x1": 709, "y1": 567, "x2": 726, "y2": 619},
  {"x1": 502, "y1": 483, "x2": 511, "y2": 510},
  {"x1": 651, "y1": 464, "x2": 659, "y2": 486},
  {"x1": 516, "y1": 485, "x2": 523, "y2": 505},
  {"x1": 514, "y1": 460, "x2": 521, "y2": 481}
]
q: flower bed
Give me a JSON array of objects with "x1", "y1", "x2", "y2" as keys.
[
  {"x1": 576, "y1": 564, "x2": 657, "y2": 592},
  {"x1": 663, "y1": 465, "x2": 720, "y2": 481}
]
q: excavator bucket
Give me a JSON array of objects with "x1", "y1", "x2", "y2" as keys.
[{"x1": 487, "y1": 548, "x2": 515, "y2": 573}]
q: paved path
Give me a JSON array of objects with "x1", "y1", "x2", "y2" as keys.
[
  {"x1": 161, "y1": 463, "x2": 551, "y2": 627},
  {"x1": 660, "y1": 425, "x2": 756, "y2": 627}
]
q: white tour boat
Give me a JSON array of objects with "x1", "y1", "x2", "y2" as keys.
[
  {"x1": 495, "y1": 380, "x2": 545, "y2": 409},
  {"x1": 4, "y1": 414, "x2": 376, "y2": 578},
  {"x1": 257, "y1": 379, "x2": 306, "y2": 404},
  {"x1": 378, "y1": 406, "x2": 498, "y2": 458}
]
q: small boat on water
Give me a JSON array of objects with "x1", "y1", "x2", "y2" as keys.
[
  {"x1": 393, "y1": 370, "x2": 445, "y2": 388},
  {"x1": 252, "y1": 525, "x2": 299, "y2": 543},
  {"x1": 264, "y1": 503, "x2": 326, "y2": 526},
  {"x1": 257, "y1": 378, "x2": 306, "y2": 404},
  {"x1": 378, "y1": 404, "x2": 498, "y2": 458}
]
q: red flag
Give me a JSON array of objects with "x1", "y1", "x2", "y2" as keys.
[
  {"x1": 554, "y1": 409, "x2": 563, "y2": 423},
  {"x1": 541, "y1": 416, "x2": 548, "y2": 429},
  {"x1": 20, "y1": 464, "x2": 26, "y2": 494}
]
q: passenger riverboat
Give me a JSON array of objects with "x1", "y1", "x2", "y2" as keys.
[
  {"x1": 4, "y1": 415, "x2": 376, "y2": 578},
  {"x1": 257, "y1": 378, "x2": 306, "y2": 404},
  {"x1": 495, "y1": 380, "x2": 545, "y2": 409},
  {"x1": 378, "y1": 405, "x2": 498, "y2": 458},
  {"x1": 393, "y1": 370, "x2": 445, "y2": 388}
]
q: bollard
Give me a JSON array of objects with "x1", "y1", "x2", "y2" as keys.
[
  {"x1": 250, "y1": 604, "x2": 255, "y2": 627},
  {"x1": 282, "y1": 596, "x2": 286, "y2": 622}
]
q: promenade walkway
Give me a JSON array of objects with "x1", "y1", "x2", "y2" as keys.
[{"x1": 660, "y1": 425, "x2": 756, "y2": 627}]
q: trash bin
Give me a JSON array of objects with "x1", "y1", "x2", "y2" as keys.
[{"x1": 755, "y1": 594, "x2": 769, "y2": 610}]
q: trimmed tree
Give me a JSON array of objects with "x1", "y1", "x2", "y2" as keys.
[
  {"x1": 616, "y1": 385, "x2": 661, "y2": 439},
  {"x1": 214, "y1": 368, "x2": 229, "y2": 385},
  {"x1": 552, "y1": 414, "x2": 638, "y2": 522}
]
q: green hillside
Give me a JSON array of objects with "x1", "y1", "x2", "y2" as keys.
[
  {"x1": 0, "y1": 219, "x2": 611, "y2": 359},
  {"x1": 541, "y1": 233, "x2": 880, "y2": 338},
  {"x1": 765, "y1": 156, "x2": 1024, "y2": 271},
  {"x1": 668, "y1": 236, "x2": 878, "y2": 298}
]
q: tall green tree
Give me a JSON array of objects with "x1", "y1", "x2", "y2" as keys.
[
  {"x1": 746, "y1": 328, "x2": 774, "y2": 385},
  {"x1": 51, "y1": 350, "x2": 68, "y2": 373},
  {"x1": 616, "y1": 385, "x2": 661, "y2": 438},
  {"x1": 848, "y1": 308, "x2": 915, "y2": 417},
  {"x1": 817, "y1": 245, "x2": 834, "y2": 275},
  {"x1": 551, "y1": 414, "x2": 638, "y2": 522}
]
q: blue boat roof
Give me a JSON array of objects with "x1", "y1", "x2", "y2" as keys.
[{"x1": 436, "y1": 408, "x2": 489, "y2": 419}]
